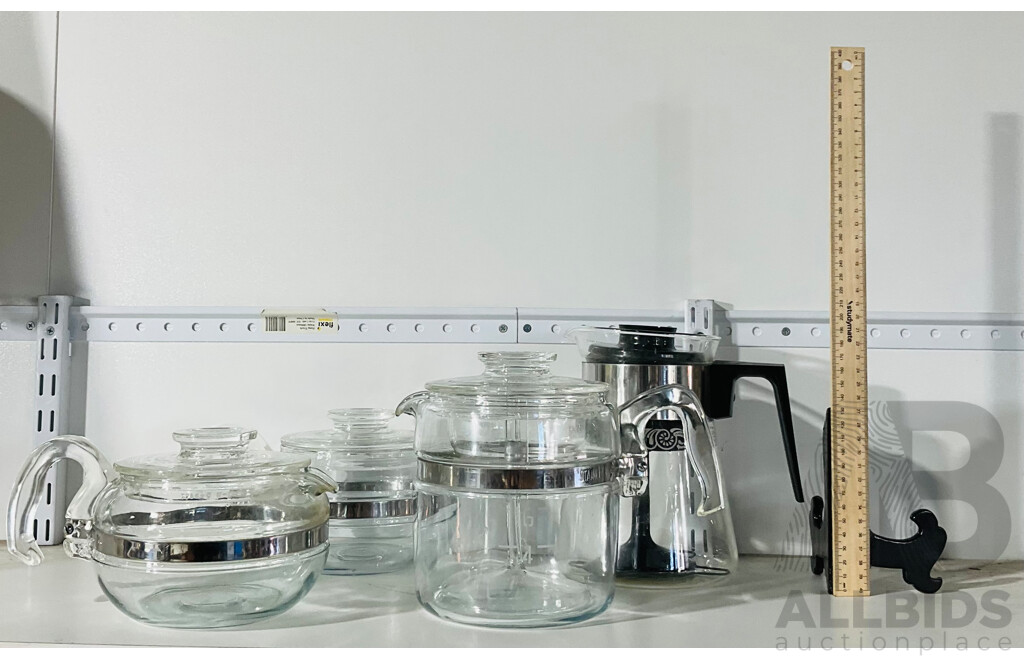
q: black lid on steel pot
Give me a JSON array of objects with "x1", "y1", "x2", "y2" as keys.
[{"x1": 578, "y1": 324, "x2": 719, "y2": 365}]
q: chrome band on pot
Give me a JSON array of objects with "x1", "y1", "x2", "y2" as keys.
[
  {"x1": 329, "y1": 498, "x2": 416, "y2": 520},
  {"x1": 333, "y1": 478, "x2": 415, "y2": 494},
  {"x1": 109, "y1": 506, "x2": 288, "y2": 526},
  {"x1": 92, "y1": 523, "x2": 328, "y2": 562},
  {"x1": 417, "y1": 458, "x2": 618, "y2": 490}
]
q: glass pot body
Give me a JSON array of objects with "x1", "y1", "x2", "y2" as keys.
[
  {"x1": 397, "y1": 352, "x2": 621, "y2": 627},
  {"x1": 281, "y1": 408, "x2": 416, "y2": 575},
  {"x1": 7, "y1": 428, "x2": 335, "y2": 628},
  {"x1": 415, "y1": 483, "x2": 617, "y2": 627}
]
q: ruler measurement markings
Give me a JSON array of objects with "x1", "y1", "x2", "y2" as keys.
[{"x1": 830, "y1": 47, "x2": 870, "y2": 597}]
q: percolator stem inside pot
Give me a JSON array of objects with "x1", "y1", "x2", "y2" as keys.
[{"x1": 505, "y1": 495, "x2": 530, "y2": 570}]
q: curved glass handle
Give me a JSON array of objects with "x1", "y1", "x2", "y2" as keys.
[
  {"x1": 618, "y1": 384, "x2": 725, "y2": 516},
  {"x1": 7, "y1": 436, "x2": 113, "y2": 565}
]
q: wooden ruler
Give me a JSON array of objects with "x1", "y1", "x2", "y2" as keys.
[{"x1": 829, "y1": 46, "x2": 870, "y2": 597}]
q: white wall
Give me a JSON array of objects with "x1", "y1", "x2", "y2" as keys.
[{"x1": 1, "y1": 12, "x2": 1022, "y2": 560}]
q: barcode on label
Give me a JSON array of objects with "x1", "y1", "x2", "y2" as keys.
[{"x1": 259, "y1": 310, "x2": 339, "y2": 333}]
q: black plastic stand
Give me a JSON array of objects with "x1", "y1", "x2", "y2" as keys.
[{"x1": 809, "y1": 408, "x2": 947, "y2": 594}]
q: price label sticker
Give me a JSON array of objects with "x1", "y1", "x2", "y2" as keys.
[{"x1": 260, "y1": 309, "x2": 339, "y2": 333}]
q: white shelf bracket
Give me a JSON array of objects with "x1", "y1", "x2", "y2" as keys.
[
  {"x1": 517, "y1": 299, "x2": 716, "y2": 343},
  {"x1": 31, "y1": 295, "x2": 75, "y2": 546}
]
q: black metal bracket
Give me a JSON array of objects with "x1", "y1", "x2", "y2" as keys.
[{"x1": 809, "y1": 408, "x2": 947, "y2": 594}]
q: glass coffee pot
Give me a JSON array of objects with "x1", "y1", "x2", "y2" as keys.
[
  {"x1": 281, "y1": 408, "x2": 416, "y2": 575},
  {"x1": 7, "y1": 428, "x2": 335, "y2": 628},
  {"x1": 396, "y1": 352, "x2": 640, "y2": 627},
  {"x1": 569, "y1": 325, "x2": 804, "y2": 581}
]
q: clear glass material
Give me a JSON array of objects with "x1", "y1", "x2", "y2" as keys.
[
  {"x1": 398, "y1": 352, "x2": 620, "y2": 627},
  {"x1": 618, "y1": 386, "x2": 725, "y2": 518},
  {"x1": 615, "y1": 385, "x2": 736, "y2": 581},
  {"x1": 7, "y1": 429, "x2": 334, "y2": 628},
  {"x1": 616, "y1": 422, "x2": 738, "y2": 583},
  {"x1": 324, "y1": 517, "x2": 413, "y2": 574},
  {"x1": 416, "y1": 484, "x2": 617, "y2": 627},
  {"x1": 397, "y1": 351, "x2": 618, "y2": 466},
  {"x1": 568, "y1": 326, "x2": 721, "y2": 364},
  {"x1": 94, "y1": 547, "x2": 326, "y2": 628},
  {"x1": 281, "y1": 408, "x2": 416, "y2": 575}
]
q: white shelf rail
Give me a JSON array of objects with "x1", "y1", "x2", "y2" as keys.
[
  {"x1": 2, "y1": 301, "x2": 1023, "y2": 349},
  {"x1": 717, "y1": 310, "x2": 1024, "y2": 351},
  {"x1": 65, "y1": 304, "x2": 716, "y2": 344},
  {"x1": 70, "y1": 306, "x2": 521, "y2": 344}
]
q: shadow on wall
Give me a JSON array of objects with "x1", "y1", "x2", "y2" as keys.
[
  {"x1": 987, "y1": 113, "x2": 1021, "y2": 315},
  {"x1": 713, "y1": 348, "x2": 1016, "y2": 565},
  {"x1": 0, "y1": 12, "x2": 77, "y2": 298},
  {"x1": 711, "y1": 114, "x2": 1023, "y2": 566},
  {"x1": 0, "y1": 90, "x2": 52, "y2": 299},
  {"x1": 0, "y1": 91, "x2": 81, "y2": 312},
  {"x1": 0, "y1": 19, "x2": 88, "y2": 522}
]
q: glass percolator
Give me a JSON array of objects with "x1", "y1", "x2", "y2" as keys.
[
  {"x1": 281, "y1": 408, "x2": 416, "y2": 575},
  {"x1": 7, "y1": 427, "x2": 335, "y2": 628},
  {"x1": 396, "y1": 351, "x2": 641, "y2": 628}
]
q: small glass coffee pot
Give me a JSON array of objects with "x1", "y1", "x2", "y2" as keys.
[{"x1": 281, "y1": 409, "x2": 416, "y2": 575}]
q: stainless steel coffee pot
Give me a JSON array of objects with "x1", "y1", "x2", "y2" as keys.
[{"x1": 569, "y1": 324, "x2": 804, "y2": 580}]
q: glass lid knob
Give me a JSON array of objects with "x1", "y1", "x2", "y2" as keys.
[
  {"x1": 327, "y1": 408, "x2": 393, "y2": 434},
  {"x1": 172, "y1": 426, "x2": 257, "y2": 457},
  {"x1": 479, "y1": 351, "x2": 556, "y2": 377}
]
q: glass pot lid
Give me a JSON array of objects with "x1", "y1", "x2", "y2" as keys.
[
  {"x1": 423, "y1": 351, "x2": 608, "y2": 401},
  {"x1": 115, "y1": 426, "x2": 314, "y2": 481},
  {"x1": 7, "y1": 430, "x2": 335, "y2": 567},
  {"x1": 281, "y1": 409, "x2": 416, "y2": 518},
  {"x1": 568, "y1": 324, "x2": 721, "y2": 365},
  {"x1": 397, "y1": 352, "x2": 619, "y2": 478},
  {"x1": 281, "y1": 409, "x2": 413, "y2": 452}
]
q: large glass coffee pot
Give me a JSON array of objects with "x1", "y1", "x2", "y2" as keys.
[
  {"x1": 396, "y1": 351, "x2": 634, "y2": 628},
  {"x1": 569, "y1": 325, "x2": 804, "y2": 581}
]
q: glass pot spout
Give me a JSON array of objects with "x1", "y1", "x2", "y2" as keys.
[
  {"x1": 395, "y1": 390, "x2": 430, "y2": 419},
  {"x1": 297, "y1": 467, "x2": 339, "y2": 497}
]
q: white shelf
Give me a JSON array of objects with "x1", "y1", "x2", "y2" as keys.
[{"x1": 1, "y1": 545, "x2": 1019, "y2": 648}]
